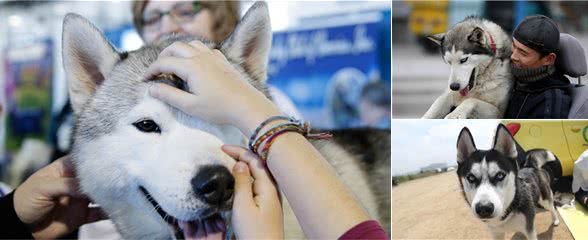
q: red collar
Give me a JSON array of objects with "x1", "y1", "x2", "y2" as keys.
[{"x1": 485, "y1": 31, "x2": 497, "y2": 54}]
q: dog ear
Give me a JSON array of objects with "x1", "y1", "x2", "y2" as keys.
[
  {"x1": 220, "y1": 1, "x2": 271, "y2": 84},
  {"x1": 492, "y1": 124, "x2": 518, "y2": 159},
  {"x1": 468, "y1": 27, "x2": 484, "y2": 44},
  {"x1": 456, "y1": 127, "x2": 476, "y2": 164},
  {"x1": 428, "y1": 33, "x2": 445, "y2": 46},
  {"x1": 62, "y1": 13, "x2": 120, "y2": 115}
]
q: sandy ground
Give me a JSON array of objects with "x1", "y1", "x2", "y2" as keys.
[{"x1": 392, "y1": 171, "x2": 573, "y2": 240}]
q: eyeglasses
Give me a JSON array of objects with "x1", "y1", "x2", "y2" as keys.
[{"x1": 142, "y1": 2, "x2": 203, "y2": 30}]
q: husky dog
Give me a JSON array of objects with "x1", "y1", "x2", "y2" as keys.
[
  {"x1": 422, "y1": 17, "x2": 513, "y2": 119},
  {"x1": 63, "y1": 2, "x2": 389, "y2": 239},
  {"x1": 456, "y1": 124, "x2": 559, "y2": 240}
]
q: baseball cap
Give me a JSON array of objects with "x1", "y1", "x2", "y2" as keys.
[{"x1": 513, "y1": 15, "x2": 560, "y2": 55}]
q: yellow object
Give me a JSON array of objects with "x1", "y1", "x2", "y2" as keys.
[
  {"x1": 405, "y1": 0, "x2": 448, "y2": 35},
  {"x1": 501, "y1": 120, "x2": 588, "y2": 176},
  {"x1": 558, "y1": 203, "x2": 588, "y2": 239}
]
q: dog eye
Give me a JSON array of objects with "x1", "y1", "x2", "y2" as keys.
[
  {"x1": 495, "y1": 172, "x2": 506, "y2": 181},
  {"x1": 466, "y1": 174, "x2": 477, "y2": 183},
  {"x1": 133, "y1": 119, "x2": 161, "y2": 133},
  {"x1": 460, "y1": 57, "x2": 469, "y2": 64}
]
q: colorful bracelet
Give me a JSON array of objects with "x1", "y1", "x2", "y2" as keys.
[
  {"x1": 259, "y1": 125, "x2": 303, "y2": 161},
  {"x1": 248, "y1": 115, "x2": 333, "y2": 160},
  {"x1": 251, "y1": 123, "x2": 302, "y2": 154},
  {"x1": 248, "y1": 116, "x2": 298, "y2": 151}
]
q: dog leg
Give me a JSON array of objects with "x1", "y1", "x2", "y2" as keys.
[
  {"x1": 523, "y1": 214, "x2": 538, "y2": 240},
  {"x1": 445, "y1": 98, "x2": 499, "y2": 119},
  {"x1": 547, "y1": 192, "x2": 560, "y2": 226},
  {"x1": 525, "y1": 227, "x2": 538, "y2": 240},
  {"x1": 539, "y1": 192, "x2": 560, "y2": 226},
  {"x1": 422, "y1": 93, "x2": 453, "y2": 119},
  {"x1": 550, "y1": 204, "x2": 560, "y2": 226}
]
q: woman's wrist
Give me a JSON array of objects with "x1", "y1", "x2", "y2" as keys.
[{"x1": 238, "y1": 105, "x2": 283, "y2": 138}]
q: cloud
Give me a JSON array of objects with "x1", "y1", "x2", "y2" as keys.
[{"x1": 392, "y1": 120, "x2": 499, "y2": 176}]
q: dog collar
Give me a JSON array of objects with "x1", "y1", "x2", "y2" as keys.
[
  {"x1": 500, "y1": 203, "x2": 514, "y2": 221},
  {"x1": 485, "y1": 31, "x2": 497, "y2": 55}
]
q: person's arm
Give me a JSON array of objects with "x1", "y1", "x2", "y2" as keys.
[
  {"x1": 235, "y1": 114, "x2": 370, "y2": 238},
  {"x1": 0, "y1": 192, "x2": 34, "y2": 239},
  {"x1": 576, "y1": 189, "x2": 588, "y2": 208},
  {"x1": 146, "y1": 40, "x2": 379, "y2": 239},
  {"x1": 6, "y1": 156, "x2": 106, "y2": 239}
]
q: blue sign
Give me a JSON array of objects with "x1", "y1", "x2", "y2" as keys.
[{"x1": 268, "y1": 12, "x2": 390, "y2": 129}]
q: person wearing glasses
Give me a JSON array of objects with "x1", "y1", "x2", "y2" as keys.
[{"x1": 133, "y1": 1, "x2": 301, "y2": 120}]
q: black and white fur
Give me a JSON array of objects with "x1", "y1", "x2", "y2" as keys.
[
  {"x1": 456, "y1": 124, "x2": 559, "y2": 240},
  {"x1": 62, "y1": 2, "x2": 390, "y2": 239},
  {"x1": 423, "y1": 17, "x2": 513, "y2": 119}
]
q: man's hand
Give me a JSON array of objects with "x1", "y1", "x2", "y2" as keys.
[{"x1": 13, "y1": 156, "x2": 106, "y2": 239}]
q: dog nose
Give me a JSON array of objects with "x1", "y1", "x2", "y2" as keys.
[
  {"x1": 475, "y1": 202, "x2": 494, "y2": 218},
  {"x1": 192, "y1": 165, "x2": 234, "y2": 206},
  {"x1": 450, "y1": 83, "x2": 461, "y2": 91}
]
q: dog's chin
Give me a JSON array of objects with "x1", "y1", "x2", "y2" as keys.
[
  {"x1": 139, "y1": 186, "x2": 230, "y2": 239},
  {"x1": 456, "y1": 70, "x2": 476, "y2": 96},
  {"x1": 476, "y1": 213, "x2": 501, "y2": 223}
]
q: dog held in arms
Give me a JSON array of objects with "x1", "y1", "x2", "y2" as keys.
[
  {"x1": 62, "y1": 2, "x2": 390, "y2": 239},
  {"x1": 456, "y1": 124, "x2": 559, "y2": 239},
  {"x1": 422, "y1": 17, "x2": 513, "y2": 119}
]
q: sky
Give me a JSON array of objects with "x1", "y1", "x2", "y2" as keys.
[{"x1": 392, "y1": 120, "x2": 500, "y2": 176}]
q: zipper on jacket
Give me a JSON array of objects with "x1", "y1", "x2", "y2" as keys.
[{"x1": 516, "y1": 94, "x2": 530, "y2": 118}]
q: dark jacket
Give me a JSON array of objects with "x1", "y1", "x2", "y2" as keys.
[
  {"x1": 505, "y1": 70, "x2": 571, "y2": 119},
  {"x1": 0, "y1": 192, "x2": 34, "y2": 239}
]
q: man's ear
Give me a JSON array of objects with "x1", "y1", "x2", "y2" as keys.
[{"x1": 542, "y1": 52, "x2": 557, "y2": 66}]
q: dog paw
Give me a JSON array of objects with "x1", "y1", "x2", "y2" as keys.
[
  {"x1": 553, "y1": 219, "x2": 560, "y2": 226},
  {"x1": 444, "y1": 113, "x2": 465, "y2": 119}
]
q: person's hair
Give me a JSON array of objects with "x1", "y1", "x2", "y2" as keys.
[
  {"x1": 539, "y1": 51, "x2": 552, "y2": 58},
  {"x1": 132, "y1": 1, "x2": 240, "y2": 44},
  {"x1": 360, "y1": 81, "x2": 391, "y2": 109}
]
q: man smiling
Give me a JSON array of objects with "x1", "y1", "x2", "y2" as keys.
[{"x1": 505, "y1": 15, "x2": 571, "y2": 119}]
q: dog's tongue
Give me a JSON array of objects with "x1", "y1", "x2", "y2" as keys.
[
  {"x1": 178, "y1": 217, "x2": 225, "y2": 240},
  {"x1": 459, "y1": 87, "x2": 469, "y2": 97}
]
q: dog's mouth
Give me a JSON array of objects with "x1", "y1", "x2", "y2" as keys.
[
  {"x1": 459, "y1": 69, "x2": 476, "y2": 97},
  {"x1": 139, "y1": 186, "x2": 227, "y2": 239}
]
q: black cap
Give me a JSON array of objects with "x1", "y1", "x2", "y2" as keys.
[{"x1": 513, "y1": 15, "x2": 559, "y2": 55}]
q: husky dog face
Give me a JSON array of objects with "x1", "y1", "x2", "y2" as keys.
[
  {"x1": 456, "y1": 125, "x2": 519, "y2": 221},
  {"x1": 429, "y1": 18, "x2": 497, "y2": 96},
  {"x1": 63, "y1": 2, "x2": 271, "y2": 238}
]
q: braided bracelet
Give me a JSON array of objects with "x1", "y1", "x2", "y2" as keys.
[
  {"x1": 251, "y1": 122, "x2": 302, "y2": 154},
  {"x1": 248, "y1": 116, "x2": 333, "y2": 160},
  {"x1": 259, "y1": 125, "x2": 304, "y2": 161},
  {"x1": 248, "y1": 116, "x2": 297, "y2": 151}
]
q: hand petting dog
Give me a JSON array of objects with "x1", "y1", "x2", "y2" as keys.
[{"x1": 13, "y1": 156, "x2": 106, "y2": 239}]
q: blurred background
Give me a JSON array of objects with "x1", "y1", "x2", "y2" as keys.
[
  {"x1": 0, "y1": 1, "x2": 391, "y2": 190},
  {"x1": 392, "y1": 0, "x2": 588, "y2": 118}
]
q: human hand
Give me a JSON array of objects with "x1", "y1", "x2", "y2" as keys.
[
  {"x1": 222, "y1": 145, "x2": 283, "y2": 239},
  {"x1": 145, "y1": 40, "x2": 281, "y2": 136},
  {"x1": 13, "y1": 156, "x2": 106, "y2": 239}
]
